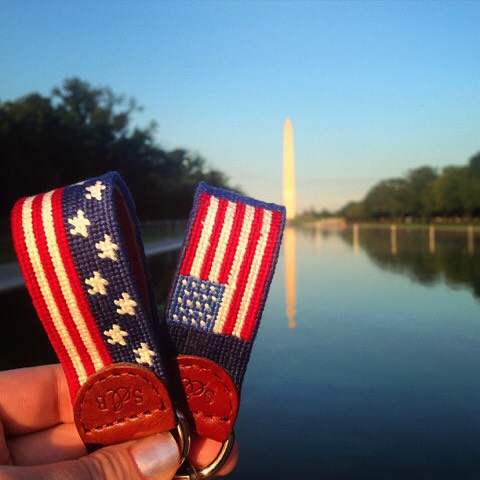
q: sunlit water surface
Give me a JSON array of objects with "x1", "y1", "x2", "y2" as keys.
[
  {"x1": 1, "y1": 227, "x2": 479, "y2": 479},
  {"x1": 229, "y1": 227, "x2": 480, "y2": 480}
]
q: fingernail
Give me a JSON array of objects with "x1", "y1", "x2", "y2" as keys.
[{"x1": 131, "y1": 432, "x2": 180, "y2": 479}]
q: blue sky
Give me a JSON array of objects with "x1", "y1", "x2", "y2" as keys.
[{"x1": 1, "y1": 1, "x2": 479, "y2": 211}]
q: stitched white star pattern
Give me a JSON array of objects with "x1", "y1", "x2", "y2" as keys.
[
  {"x1": 68, "y1": 210, "x2": 91, "y2": 237},
  {"x1": 85, "y1": 181, "x2": 106, "y2": 201},
  {"x1": 104, "y1": 324, "x2": 128, "y2": 345},
  {"x1": 169, "y1": 275, "x2": 225, "y2": 332},
  {"x1": 95, "y1": 234, "x2": 119, "y2": 261},
  {"x1": 85, "y1": 271, "x2": 109, "y2": 295},
  {"x1": 133, "y1": 343, "x2": 156, "y2": 366},
  {"x1": 114, "y1": 292, "x2": 137, "y2": 315}
]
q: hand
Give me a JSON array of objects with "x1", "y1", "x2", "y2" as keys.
[{"x1": 0, "y1": 365, "x2": 238, "y2": 479}]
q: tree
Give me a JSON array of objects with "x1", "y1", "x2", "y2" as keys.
[
  {"x1": 338, "y1": 153, "x2": 480, "y2": 220},
  {"x1": 0, "y1": 78, "x2": 234, "y2": 219},
  {"x1": 434, "y1": 167, "x2": 468, "y2": 216},
  {"x1": 364, "y1": 178, "x2": 414, "y2": 218},
  {"x1": 406, "y1": 166, "x2": 438, "y2": 216},
  {"x1": 340, "y1": 201, "x2": 366, "y2": 221},
  {"x1": 468, "y1": 151, "x2": 480, "y2": 176},
  {"x1": 420, "y1": 178, "x2": 440, "y2": 217}
]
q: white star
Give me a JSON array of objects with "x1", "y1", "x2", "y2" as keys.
[
  {"x1": 95, "y1": 234, "x2": 119, "y2": 261},
  {"x1": 68, "y1": 210, "x2": 91, "y2": 237},
  {"x1": 133, "y1": 342, "x2": 156, "y2": 366},
  {"x1": 104, "y1": 324, "x2": 128, "y2": 345},
  {"x1": 114, "y1": 292, "x2": 137, "y2": 315},
  {"x1": 85, "y1": 271, "x2": 109, "y2": 295},
  {"x1": 85, "y1": 181, "x2": 106, "y2": 201}
]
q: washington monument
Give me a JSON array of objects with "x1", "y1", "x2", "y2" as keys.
[{"x1": 283, "y1": 118, "x2": 296, "y2": 220}]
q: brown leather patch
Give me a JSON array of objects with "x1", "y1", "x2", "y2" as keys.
[
  {"x1": 177, "y1": 355, "x2": 239, "y2": 443},
  {"x1": 74, "y1": 363, "x2": 175, "y2": 446}
]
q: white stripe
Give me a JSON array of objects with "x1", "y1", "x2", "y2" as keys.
[
  {"x1": 190, "y1": 197, "x2": 219, "y2": 278},
  {"x1": 214, "y1": 204, "x2": 255, "y2": 334},
  {"x1": 208, "y1": 201, "x2": 236, "y2": 282},
  {"x1": 22, "y1": 197, "x2": 88, "y2": 384},
  {"x1": 41, "y1": 192, "x2": 105, "y2": 371},
  {"x1": 232, "y1": 210, "x2": 272, "y2": 337}
]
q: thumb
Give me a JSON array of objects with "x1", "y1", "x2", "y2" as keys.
[{"x1": 3, "y1": 432, "x2": 180, "y2": 480}]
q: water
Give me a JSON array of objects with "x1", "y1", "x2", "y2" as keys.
[
  {"x1": 1, "y1": 226, "x2": 479, "y2": 479},
  {"x1": 0, "y1": 251, "x2": 180, "y2": 371},
  {"x1": 228, "y1": 226, "x2": 480, "y2": 480}
]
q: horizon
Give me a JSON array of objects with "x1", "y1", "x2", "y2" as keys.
[{"x1": 1, "y1": 1, "x2": 479, "y2": 212}]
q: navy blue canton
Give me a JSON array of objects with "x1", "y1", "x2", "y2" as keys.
[{"x1": 168, "y1": 275, "x2": 226, "y2": 333}]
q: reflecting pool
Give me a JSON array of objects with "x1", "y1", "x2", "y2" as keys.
[
  {"x1": 229, "y1": 226, "x2": 480, "y2": 480},
  {"x1": 0, "y1": 226, "x2": 479, "y2": 479}
]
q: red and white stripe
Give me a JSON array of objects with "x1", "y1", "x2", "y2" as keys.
[
  {"x1": 11, "y1": 191, "x2": 112, "y2": 399},
  {"x1": 180, "y1": 193, "x2": 283, "y2": 341}
]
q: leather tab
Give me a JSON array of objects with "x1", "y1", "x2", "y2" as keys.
[
  {"x1": 74, "y1": 364, "x2": 176, "y2": 446},
  {"x1": 177, "y1": 355, "x2": 239, "y2": 443}
]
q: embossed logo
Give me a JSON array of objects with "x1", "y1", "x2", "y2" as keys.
[
  {"x1": 74, "y1": 364, "x2": 176, "y2": 445},
  {"x1": 96, "y1": 387, "x2": 144, "y2": 413},
  {"x1": 182, "y1": 377, "x2": 214, "y2": 404},
  {"x1": 177, "y1": 356, "x2": 239, "y2": 443}
]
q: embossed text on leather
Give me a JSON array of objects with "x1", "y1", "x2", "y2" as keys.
[
  {"x1": 177, "y1": 355, "x2": 239, "y2": 442},
  {"x1": 74, "y1": 363, "x2": 176, "y2": 445}
]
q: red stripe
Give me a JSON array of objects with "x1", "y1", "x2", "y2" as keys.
[
  {"x1": 11, "y1": 197, "x2": 80, "y2": 401},
  {"x1": 180, "y1": 193, "x2": 211, "y2": 276},
  {"x1": 218, "y1": 203, "x2": 246, "y2": 285},
  {"x1": 199, "y1": 198, "x2": 228, "y2": 280},
  {"x1": 32, "y1": 193, "x2": 96, "y2": 377},
  {"x1": 222, "y1": 207, "x2": 264, "y2": 336},
  {"x1": 51, "y1": 188, "x2": 113, "y2": 367},
  {"x1": 240, "y1": 210, "x2": 283, "y2": 341}
]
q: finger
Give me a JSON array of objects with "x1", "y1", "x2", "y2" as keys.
[
  {"x1": 7, "y1": 423, "x2": 86, "y2": 466},
  {"x1": 0, "y1": 364, "x2": 72, "y2": 436},
  {"x1": 8, "y1": 427, "x2": 239, "y2": 475},
  {"x1": 188, "y1": 436, "x2": 239, "y2": 477},
  {"x1": 0, "y1": 432, "x2": 180, "y2": 480},
  {"x1": 0, "y1": 422, "x2": 11, "y2": 466}
]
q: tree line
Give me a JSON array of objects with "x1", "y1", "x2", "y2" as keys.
[
  {"x1": 339, "y1": 154, "x2": 480, "y2": 221},
  {"x1": 0, "y1": 78, "x2": 235, "y2": 220}
]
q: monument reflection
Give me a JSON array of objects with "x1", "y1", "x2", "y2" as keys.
[{"x1": 284, "y1": 227, "x2": 297, "y2": 329}]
